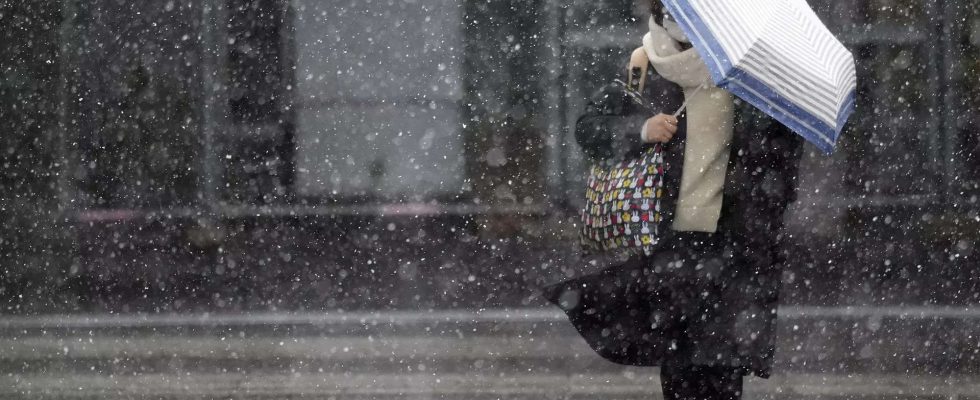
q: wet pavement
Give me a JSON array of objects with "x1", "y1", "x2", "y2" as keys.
[{"x1": 3, "y1": 308, "x2": 980, "y2": 399}]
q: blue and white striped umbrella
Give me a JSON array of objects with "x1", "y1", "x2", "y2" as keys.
[{"x1": 662, "y1": 0, "x2": 857, "y2": 154}]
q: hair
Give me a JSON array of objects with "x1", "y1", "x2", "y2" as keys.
[
  {"x1": 649, "y1": 0, "x2": 663, "y2": 16},
  {"x1": 649, "y1": 0, "x2": 665, "y2": 24}
]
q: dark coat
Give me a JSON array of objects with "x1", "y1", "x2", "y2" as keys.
[{"x1": 541, "y1": 64, "x2": 804, "y2": 378}]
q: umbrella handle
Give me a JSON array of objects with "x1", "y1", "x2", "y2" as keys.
[{"x1": 672, "y1": 84, "x2": 706, "y2": 118}]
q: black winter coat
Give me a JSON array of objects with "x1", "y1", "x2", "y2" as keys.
[{"x1": 541, "y1": 65, "x2": 804, "y2": 378}]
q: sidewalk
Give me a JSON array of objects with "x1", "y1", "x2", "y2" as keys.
[
  {"x1": 3, "y1": 307, "x2": 979, "y2": 399},
  {"x1": 5, "y1": 372, "x2": 976, "y2": 399}
]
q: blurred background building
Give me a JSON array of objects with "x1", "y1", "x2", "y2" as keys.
[{"x1": 1, "y1": 0, "x2": 978, "y2": 314}]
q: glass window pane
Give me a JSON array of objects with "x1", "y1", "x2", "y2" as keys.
[
  {"x1": 219, "y1": 0, "x2": 293, "y2": 205},
  {"x1": 292, "y1": 0, "x2": 464, "y2": 201},
  {"x1": 826, "y1": 1, "x2": 941, "y2": 197},
  {"x1": 227, "y1": 0, "x2": 284, "y2": 124},
  {"x1": 952, "y1": 1, "x2": 980, "y2": 199},
  {"x1": 842, "y1": 43, "x2": 939, "y2": 197},
  {"x1": 71, "y1": 0, "x2": 202, "y2": 209}
]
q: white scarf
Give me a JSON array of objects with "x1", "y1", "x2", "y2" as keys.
[{"x1": 643, "y1": 17, "x2": 734, "y2": 233}]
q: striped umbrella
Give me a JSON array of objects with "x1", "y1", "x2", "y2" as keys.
[{"x1": 662, "y1": 0, "x2": 857, "y2": 154}]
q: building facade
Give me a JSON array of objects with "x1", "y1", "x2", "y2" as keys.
[{"x1": 2, "y1": 0, "x2": 978, "y2": 312}]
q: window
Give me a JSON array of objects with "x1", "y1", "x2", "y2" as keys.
[
  {"x1": 834, "y1": 1, "x2": 944, "y2": 199},
  {"x1": 291, "y1": 0, "x2": 465, "y2": 203},
  {"x1": 951, "y1": 1, "x2": 980, "y2": 200},
  {"x1": 558, "y1": 0, "x2": 645, "y2": 208},
  {"x1": 69, "y1": 0, "x2": 202, "y2": 209},
  {"x1": 220, "y1": 0, "x2": 294, "y2": 205}
]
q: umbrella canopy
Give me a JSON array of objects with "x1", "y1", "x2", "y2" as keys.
[{"x1": 662, "y1": 0, "x2": 857, "y2": 154}]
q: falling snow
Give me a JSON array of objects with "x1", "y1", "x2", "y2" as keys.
[{"x1": 0, "y1": 0, "x2": 979, "y2": 398}]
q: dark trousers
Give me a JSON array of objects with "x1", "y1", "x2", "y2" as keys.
[{"x1": 660, "y1": 364, "x2": 744, "y2": 400}]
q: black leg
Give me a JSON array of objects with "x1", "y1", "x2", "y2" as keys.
[{"x1": 660, "y1": 364, "x2": 744, "y2": 400}]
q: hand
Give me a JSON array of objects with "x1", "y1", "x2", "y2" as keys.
[{"x1": 643, "y1": 113, "x2": 678, "y2": 143}]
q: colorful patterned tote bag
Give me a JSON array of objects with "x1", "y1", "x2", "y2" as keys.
[
  {"x1": 579, "y1": 69, "x2": 667, "y2": 257},
  {"x1": 580, "y1": 144, "x2": 666, "y2": 256}
]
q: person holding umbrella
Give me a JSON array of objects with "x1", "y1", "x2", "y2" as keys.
[{"x1": 541, "y1": 0, "x2": 817, "y2": 398}]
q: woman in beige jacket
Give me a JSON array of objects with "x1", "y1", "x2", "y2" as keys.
[{"x1": 542, "y1": 1, "x2": 806, "y2": 399}]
